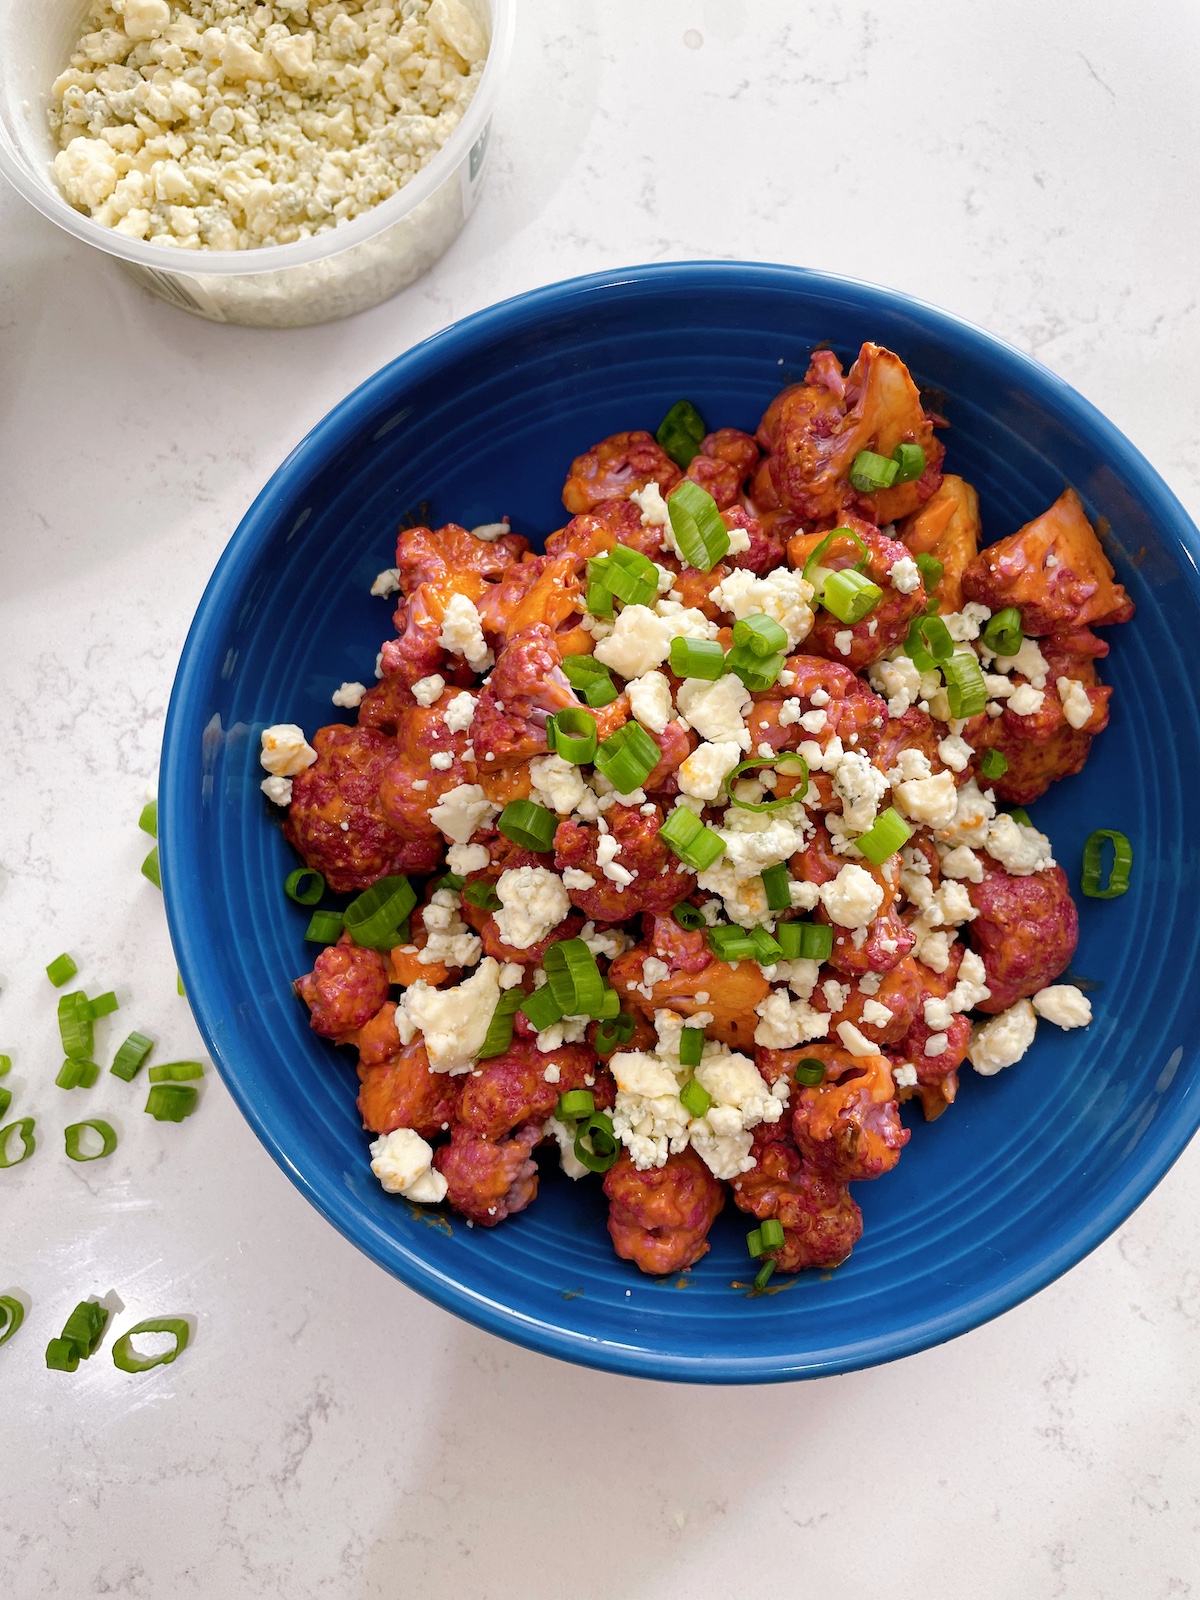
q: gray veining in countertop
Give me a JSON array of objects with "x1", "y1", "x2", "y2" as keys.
[{"x1": 2, "y1": 2, "x2": 1199, "y2": 1595}]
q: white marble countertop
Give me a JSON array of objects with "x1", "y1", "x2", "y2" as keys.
[{"x1": 3, "y1": 2, "x2": 1199, "y2": 1595}]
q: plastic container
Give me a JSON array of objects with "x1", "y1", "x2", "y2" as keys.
[
  {"x1": 0, "y1": 0, "x2": 513, "y2": 328},
  {"x1": 161, "y1": 262, "x2": 1200, "y2": 1382}
]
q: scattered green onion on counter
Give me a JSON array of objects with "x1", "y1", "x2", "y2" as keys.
[
  {"x1": 56, "y1": 1059, "x2": 99, "y2": 1090},
  {"x1": 64, "y1": 1120, "x2": 118, "y2": 1162},
  {"x1": 144, "y1": 1085, "x2": 198, "y2": 1123},
  {"x1": 110, "y1": 1031, "x2": 154, "y2": 1082},
  {"x1": 46, "y1": 953, "x2": 78, "y2": 988},
  {"x1": 0, "y1": 1295, "x2": 26, "y2": 1348},
  {"x1": 139, "y1": 799, "x2": 158, "y2": 838},
  {"x1": 141, "y1": 847, "x2": 161, "y2": 889},
  {"x1": 111, "y1": 1317, "x2": 190, "y2": 1374},
  {"x1": 148, "y1": 1062, "x2": 204, "y2": 1083}
]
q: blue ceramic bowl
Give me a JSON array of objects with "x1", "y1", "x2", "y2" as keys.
[{"x1": 161, "y1": 262, "x2": 1200, "y2": 1382}]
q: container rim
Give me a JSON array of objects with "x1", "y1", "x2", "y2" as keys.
[{"x1": 0, "y1": 0, "x2": 514, "y2": 277}]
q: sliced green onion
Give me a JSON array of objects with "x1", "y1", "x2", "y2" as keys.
[
  {"x1": 478, "y1": 989, "x2": 525, "y2": 1059},
  {"x1": 561, "y1": 653, "x2": 611, "y2": 687},
  {"x1": 854, "y1": 807, "x2": 912, "y2": 866},
  {"x1": 56, "y1": 1058, "x2": 98, "y2": 1090},
  {"x1": 110, "y1": 1031, "x2": 154, "y2": 1082},
  {"x1": 284, "y1": 867, "x2": 325, "y2": 906},
  {"x1": 0, "y1": 1056, "x2": 9, "y2": 1076},
  {"x1": 148, "y1": 1061, "x2": 204, "y2": 1082},
  {"x1": 759, "y1": 1217, "x2": 785, "y2": 1251},
  {"x1": 679, "y1": 1072, "x2": 710, "y2": 1113},
  {"x1": 707, "y1": 925, "x2": 756, "y2": 962},
  {"x1": 656, "y1": 399, "x2": 706, "y2": 468},
  {"x1": 723, "y1": 754, "x2": 809, "y2": 814},
  {"x1": 45, "y1": 1337, "x2": 80, "y2": 1371},
  {"x1": 64, "y1": 1120, "x2": 118, "y2": 1162},
  {"x1": 594, "y1": 1012, "x2": 637, "y2": 1054},
  {"x1": 463, "y1": 881, "x2": 503, "y2": 911},
  {"x1": 544, "y1": 715, "x2": 559, "y2": 753},
  {"x1": 594, "y1": 721, "x2": 662, "y2": 793},
  {"x1": 979, "y1": 748, "x2": 1008, "y2": 780},
  {"x1": 678, "y1": 1029, "x2": 705, "y2": 1071},
  {"x1": 141, "y1": 846, "x2": 161, "y2": 889},
  {"x1": 849, "y1": 449, "x2": 900, "y2": 492},
  {"x1": 582, "y1": 674, "x2": 619, "y2": 708},
  {"x1": 139, "y1": 799, "x2": 158, "y2": 838},
  {"x1": 753, "y1": 1260, "x2": 776, "y2": 1291},
  {"x1": 1081, "y1": 829, "x2": 1133, "y2": 899},
  {"x1": 87, "y1": 991, "x2": 119, "y2": 1020},
  {"x1": 305, "y1": 910, "x2": 346, "y2": 945},
  {"x1": 498, "y1": 799, "x2": 558, "y2": 853},
  {"x1": 176, "y1": 972, "x2": 185, "y2": 997},
  {"x1": 982, "y1": 606, "x2": 1024, "y2": 656},
  {"x1": 726, "y1": 644, "x2": 786, "y2": 692},
  {"x1": 775, "y1": 921, "x2": 834, "y2": 961},
  {"x1": 669, "y1": 636, "x2": 726, "y2": 680},
  {"x1": 0, "y1": 1295, "x2": 25, "y2": 1348},
  {"x1": 602, "y1": 544, "x2": 661, "y2": 607},
  {"x1": 552, "y1": 706, "x2": 598, "y2": 765},
  {"x1": 821, "y1": 568, "x2": 883, "y2": 625},
  {"x1": 519, "y1": 985, "x2": 565, "y2": 1031},
  {"x1": 667, "y1": 480, "x2": 731, "y2": 571},
  {"x1": 914, "y1": 552, "x2": 943, "y2": 590},
  {"x1": 573, "y1": 1111, "x2": 620, "y2": 1173},
  {"x1": 58, "y1": 990, "x2": 93, "y2": 1060},
  {"x1": 672, "y1": 901, "x2": 707, "y2": 931},
  {"x1": 761, "y1": 863, "x2": 792, "y2": 912},
  {"x1": 596, "y1": 986, "x2": 621, "y2": 1020},
  {"x1": 343, "y1": 875, "x2": 418, "y2": 948},
  {"x1": 794, "y1": 1057, "x2": 826, "y2": 1086},
  {"x1": 892, "y1": 442, "x2": 926, "y2": 483},
  {"x1": 544, "y1": 939, "x2": 605, "y2": 1016},
  {"x1": 586, "y1": 578, "x2": 614, "y2": 618},
  {"x1": 145, "y1": 1084, "x2": 198, "y2": 1123},
  {"x1": 0, "y1": 1088, "x2": 8, "y2": 1120},
  {"x1": 61, "y1": 1299, "x2": 108, "y2": 1358},
  {"x1": 916, "y1": 615, "x2": 954, "y2": 663},
  {"x1": 746, "y1": 1227, "x2": 764, "y2": 1259},
  {"x1": 46, "y1": 953, "x2": 78, "y2": 988},
  {"x1": 802, "y1": 527, "x2": 870, "y2": 585},
  {"x1": 749, "y1": 926, "x2": 784, "y2": 964},
  {"x1": 943, "y1": 653, "x2": 988, "y2": 718},
  {"x1": 558, "y1": 1088, "x2": 595, "y2": 1120},
  {"x1": 1006, "y1": 806, "x2": 1033, "y2": 827},
  {"x1": 111, "y1": 1317, "x2": 190, "y2": 1374},
  {"x1": 903, "y1": 616, "x2": 936, "y2": 672},
  {"x1": 659, "y1": 806, "x2": 726, "y2": 871},
  {"x1": 732, "y1": 613, "x2": 789, "y2": 658}
]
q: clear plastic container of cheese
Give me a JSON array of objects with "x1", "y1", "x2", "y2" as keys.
[{"x1": 0, "y1": 0, "x2": 513, "y2": 328}]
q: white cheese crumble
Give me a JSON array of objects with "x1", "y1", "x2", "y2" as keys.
[
  {"x1": 708, "y1": 568, "x2": 815, "y2": 648},
  {"x1": 439, "y1": 594, "x2": 493, "y2": 671},
  {"x1": 398, "y1": 958, "x2": 502, "y2": 1075},
  {"x1": 985, "y1": 814, "x2": 1055, "y2": 875},
  {"x1": 677, "y1": 740, "x2": 742, "y2": 802},
  {"x1": 893, "y1": 1063, "x2": 919, "y2": 1089},
  {"x1": 696, "y1": 810, "x2": 806, "y2": 927},
  {"x1": 1032, "y1": 985, "x2": 1092, "y2": 1028},
  {"x1": 939, "y1": 844, "x2": 984, "y2": 882},
  {"x1": 562, "y1": 868, "x2": 596, "y2": 890},
  {"x1": 592, "y1": 604, "x2": 674, "y2": 680},
  {"x1": 596, "y1": 833, "x2": 635, "y2": 887},
  {"x1": 836, "y1": 1021, "x2": 878, "y2": 1057},
  {"x1": 443, "y1": 691, "x2": 476, "y2": 734},
  {"x1": 429, "y1": 783, "x2": 498, "y2": 845},
  {"x1": 260, "y1": 775, "x2": 293, "y2": 806},
  {"x1": 889, "y1": 555, "x2": 921, "y2": 593},
  {"x1": 934, "y1": 778, "x2": 996, "y2": 849},
  {"x1": 419, "y1": 889, "x2": 482, "y2": 969},
  {"x1": 868, "y1": 651, "x2": 924, "y2": 719},
  {"x1": 626, "y1": 670, "x2": 674, "y2": 734},
  {"x1": 676, "y1": 674, "x2": 753, "y2": 747},
  {"x1": 493, "y1": 867, "x2": 570, "y2": 950},
  {"x1": 369, "y1": 1128, "x2": 447, "y2": 1205},
  {"x1": 371, "y1": 569, "x2": 401, "y2": 598},
  {"x1": 260, "y1": 723, "x2": 317, "y2": 776},
  {"x1": 49, "y1": 0, "x2": 487, "y2": 251},
  {"x1": 819, "y1": 863, "x2": 883, "y2": 928},
  {"x1": 447, "y1": 842, "x2": 490, "y2": 877},
  {"x1": 1057, "y1": 677, "x2": 1093, "y2": 730},
  {"x1": 471, "y1": 521, "x2": 511, "y2": 542},
  {"x1": 653, "y1": 600, "x2": 721, "y2": 641},
  {"x1": 429, "y1": 752, "x2": 454, "y2": 771},
  {"x1": 994, "y1": 637, "x2": 1050, "y2": 687},
  {"x1": 753, "y1": 990, "x2": 830, "y2": 1048},
  {"x1": 411, "y1": 674, "x2": 446, "y2": 708},
  {"x1": 831, "y1": 749, "x2": 887, "y2": 832},
  {"x1": 833, "y1": 629, "x2": 854, "y2": 656},
  {"x1": 1006, "y1": 683, "x2": 1046, "y2": 717},
  {"x1": 860, "y1": 998, "x2": 893, "y2": 1028},
  {"x1": 967, "y1": 999, "x2": 1037, "y2": 1076},
  {"x1": 529, "y1": 753, "x2": 587, "y2": 816},
  {"x1": 332, "y1": 680, "x2": 368, "y2": 709}
]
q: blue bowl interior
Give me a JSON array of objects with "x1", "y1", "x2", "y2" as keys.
[{"x1": 162, "y1": 263, "x2": 1200, "y2": 1382}]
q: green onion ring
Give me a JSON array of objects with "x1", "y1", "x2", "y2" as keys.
[
  {"x1": 723, "y1": 753, "x2": 809, "y2": 814},
  {"x1": 111, "y1": 1317, "x2": 190, "y2": 1374},
  {"x1": 0, "y1": 1118, "x2": 36, "y2": 1168},
  {"x1": 0, "y1": 1294, "x2": 26, "y2": 1348},
  {"x1": 284, "y1": 867, "x2": 325, "y2": 905},
  {"x1": 64, "y1": 1120, "x2": 119, "y2": 1162}
]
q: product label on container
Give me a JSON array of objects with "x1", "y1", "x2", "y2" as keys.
[
  {"x1": 462, "y1": 115, "x2": 493, "y2": 217},
  {"x1": 119, "y1": 262, "x2": 227, "y2": 322}
]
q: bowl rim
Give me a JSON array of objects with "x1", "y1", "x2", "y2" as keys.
[{"x1": 161, "y1": 260, "x2": 1200, "y2": 1382}]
